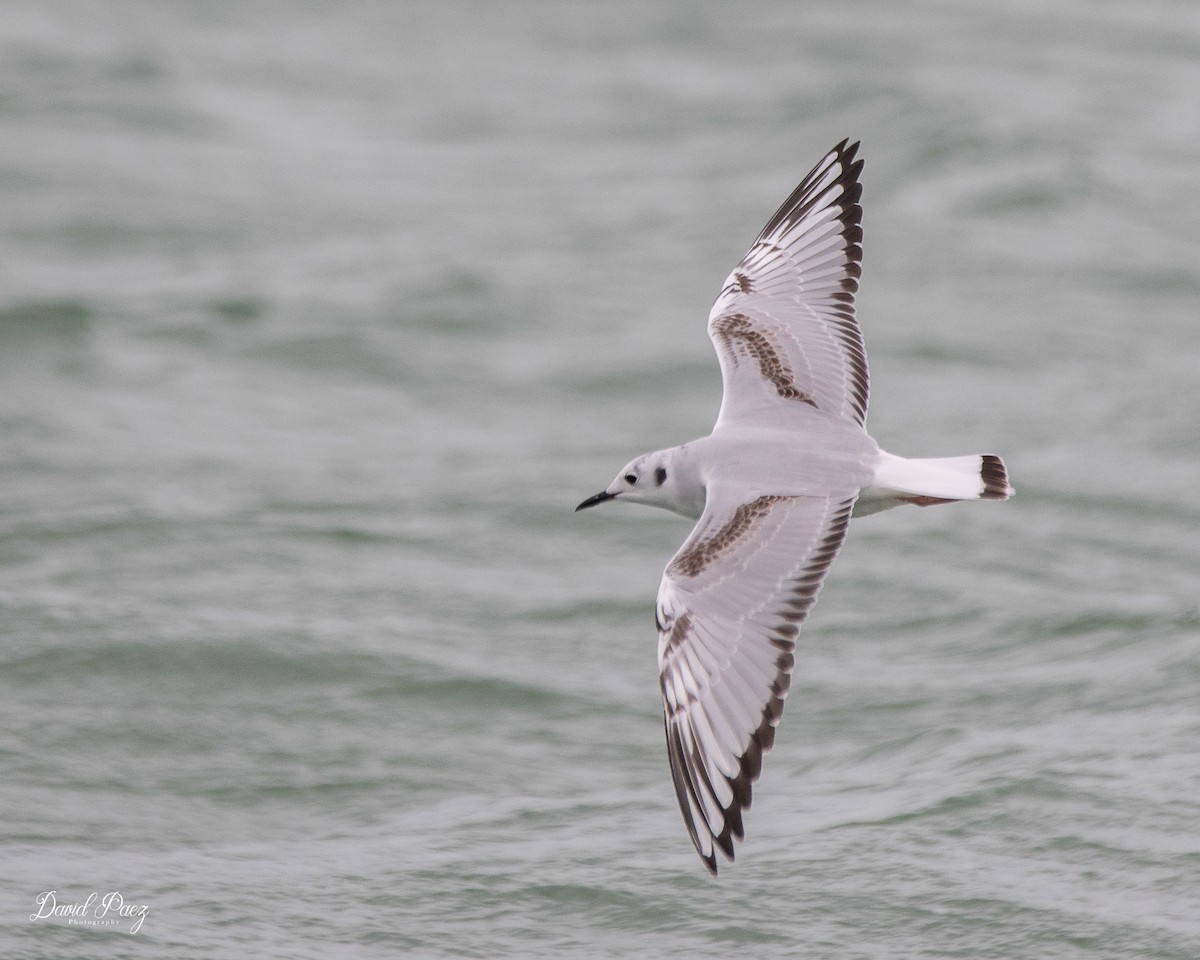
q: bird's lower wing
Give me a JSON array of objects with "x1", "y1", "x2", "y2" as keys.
[{"x1": 656, "y1": 489, "x2": 857, "y2": 873}]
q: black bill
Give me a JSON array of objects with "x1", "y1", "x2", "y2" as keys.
[{"x1": 575, "y1": 491, "x2": 616, "y2": 512}]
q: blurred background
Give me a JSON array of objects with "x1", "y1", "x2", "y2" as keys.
[{"x1": 2, "y1": 1, "x2": 1198, "y2": 957}]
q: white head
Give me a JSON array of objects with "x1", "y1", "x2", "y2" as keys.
[{"x1": 576, "y1": 447, "x2": 702, "y2": 518}]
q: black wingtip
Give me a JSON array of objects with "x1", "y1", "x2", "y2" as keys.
[{"x1": 754, "y1": 137, "x2": 865, "y2": 249}]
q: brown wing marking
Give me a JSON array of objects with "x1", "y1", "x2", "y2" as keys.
[
  {"x1": 709, "y1": 314, "x2": 818, "y2": 408},
  {"x1": 667, "y1": 495, "x2": 791, "y2": 579}
]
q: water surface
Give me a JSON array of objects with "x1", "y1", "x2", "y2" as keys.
[{"x1": 2, "y1": 2, "x2": 1198, "y2": 957}]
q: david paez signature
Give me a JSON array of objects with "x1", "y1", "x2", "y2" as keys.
[{"x1": 30, "y1": 891, "x2": 149, "y2": 934}]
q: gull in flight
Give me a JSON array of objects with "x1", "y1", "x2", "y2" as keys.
[{"x1": 576, "y1": 140, "x2": 1012, "y2": 874}]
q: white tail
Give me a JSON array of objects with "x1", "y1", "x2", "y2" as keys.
[{"x1": 855, "y1": 452, "x2": 1013, "y2": 516}]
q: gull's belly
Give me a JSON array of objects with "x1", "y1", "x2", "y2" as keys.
[{"x1": 695, "y1": 422, "x2": 880, "y2": 497}]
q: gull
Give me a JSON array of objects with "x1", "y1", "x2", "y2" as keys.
[{"x1": 576, "y1": 139, "x2": 1012, "y2": 875}]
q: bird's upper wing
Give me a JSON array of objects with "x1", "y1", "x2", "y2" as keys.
[
  {"x1": 656, "y1": 488, "x2": 857, "y2": 873},
  {"x1": 708, "y1": 139, "x2": 868, "y2": 428}
]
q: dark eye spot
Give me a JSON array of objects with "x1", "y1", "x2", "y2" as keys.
[
  {"x1": 624, "y1": 473, "x2": 637, "y2": 485},
  {"x1": 655, "y1": 467, "x2": 667, "y2": 486}
]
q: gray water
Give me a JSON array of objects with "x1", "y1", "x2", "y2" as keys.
[{"x1": 3, "y1": 1, "x2": 1199, "y2": 957}]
